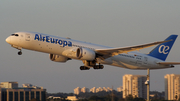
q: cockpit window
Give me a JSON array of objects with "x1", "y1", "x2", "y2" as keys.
[{"x1": 11, "y1": 34, "x2": 19, "y2": 36}]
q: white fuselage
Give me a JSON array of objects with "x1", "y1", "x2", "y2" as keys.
[{"x1": 6, "y1": 32, "x2": 172, "y2": 70}]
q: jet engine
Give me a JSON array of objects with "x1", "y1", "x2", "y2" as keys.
[
  {"x1": 62, "y1": 47, "x2": 96, "y2": 61},
  {"x1": 49, "y1": 54, "x2": 69, "y2": 62}
]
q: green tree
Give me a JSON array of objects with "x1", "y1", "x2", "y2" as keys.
[
  {"x1": 125, "y1": 94, "x2": 133, "y2": 101},
  {"x1": 133, "y1": 98, "x2": 145, "y2": 101},
  {"x1": 78, "y1": 99, "x2": 89, "y2": 101},
  {"x1": 118, "y1": 98, "x2": 125, "y2": 101},
  {"x1": 89, "y1": 95, "x2": 104, "y2": 101},
  {"x1": 29, "y1": 98, "x2": 39, "y2": 101}
]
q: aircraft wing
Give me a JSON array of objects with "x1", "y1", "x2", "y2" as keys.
[
  {"x1": 95, "y1": 40, "x2": 170, "y2": 56},
  {"x1": 158, "y1": 62, "x2": 180, "y2": 65}
]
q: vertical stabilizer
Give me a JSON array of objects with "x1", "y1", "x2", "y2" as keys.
[{"x1": 148, "y1": 35, "x2": 178, "y2": 61}]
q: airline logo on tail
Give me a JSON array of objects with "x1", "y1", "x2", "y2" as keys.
[
  {"x1": 158, "y1": 45, "x2": 170, "y2": 54},
  {"x1": 148, "y1": 35, "x2": 178, "y2": 61}
]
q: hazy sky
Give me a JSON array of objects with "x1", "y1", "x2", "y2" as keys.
[{"x1": 1, "y1": 1, "x2": 180, "y2": 93}]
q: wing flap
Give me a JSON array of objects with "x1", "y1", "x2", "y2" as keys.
[{"x1": 95, "y1": 40, "x2": 170, "y2": 56}]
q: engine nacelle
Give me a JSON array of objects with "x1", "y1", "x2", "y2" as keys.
[
  {"x1": 80, "y1": 48, "x2": 96, "y2": 61},
  {"x1": 62, "y1": 47, "x2": 96, "y2": 61},
  {"x1": 49, "y1": 54, "x2": 69, "y2": 62}
]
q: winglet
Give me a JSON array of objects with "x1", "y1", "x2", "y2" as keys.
[{"x1": 148, "y1": 35, "x2": 178, "y2": 61}]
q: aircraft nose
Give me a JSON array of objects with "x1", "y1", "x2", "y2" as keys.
[{"x1": 6, "y1": 37, "x2": 11, "y2": 44}]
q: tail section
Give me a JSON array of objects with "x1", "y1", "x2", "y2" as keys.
[{"x1": 148, "y1": 35, "x2": 178, "y2": 61}]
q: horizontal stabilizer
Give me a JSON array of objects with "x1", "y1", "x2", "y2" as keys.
[{"x1": 158, "y1": 62, "x2": 180, "y2": 65}]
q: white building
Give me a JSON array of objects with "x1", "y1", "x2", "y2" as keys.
[
  {"x1": 123, "y1": 74, "x2": 147, "y2": 99},
  {"x1": 89, "y1": 87, "x2": 113, "y2": 93},
  {"x1": 81, "y1": 87, "x2": 89, "y2": 93},
  {"x1": 106, "y1": 87, "x2": 113, "y2": 92},
  {"x1": 165, "y1": 74, "x2": 180, "y2": 100},
  {"x1": 74, "y1": 87, "x2": 81, "y2": 95},
  {"x1": 96, "y1": 87, "x2": 103, "y2": 93},
  {"x1": 66, "y1": 96, "x2": 78, "y2": 101},
  {"x1": 74, "y1": 87, "x2": 89, "y2": 95},
  {"x1": 103, "y1": 87, "x2": 108, "y2": 92},
  {"x1": 90, "y1": 87, "x2": 96, "y2": 93},
  {"x1": 76, "y1": 86, "x2": 113, "y2": 94},
  {"x1": 117, "y1": 86, "x2": 123, "y2": 92},
  {"x1": 48, "y1": 96, "x2": 61, "y2": 99},
  {"x1": 22, "y1": 83, "x2": 43, "y2": 89},
  {"x1": 22, "y1": 83, "x2": 33, "y2": 88},
  {"x1": 0, "y1": 82, "x2": 18, "y2": 88}
]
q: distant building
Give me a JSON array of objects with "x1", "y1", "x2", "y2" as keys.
[
  {"x1": 48, "y1": 96, "x2": 61, "y2": 99},
  {"x1": 74, "y1": 87, "x2": 89, "y2": 95},
  {"x1": 103, "y1": 87, "x2": 108, "y2": 92},
  {"x1": 77, "y1": 86, "x2": 113, "y2": 94},
  {"x1": 106, "y1": 87, "x2": 113, "y2": 92},
  {"x1": 0, "y1": 82, "x2": 18, "y2": 89},
  {"x1": 165, "y1": 74, "x2": 180, "y2": 100},
  {"x1": 90, "y1": 87, "x2": 96, "y2": 93},
  {"x1": 22, "y1": 83, "x2": 33, "y2": 88},
  {"x1": 0, "y1": 82, "x2": 46, "y2": 101},
  {"x1": 22, "y1": 83, "x2": 43, "y2": 89},
  {"x1": 81, "y1": 87, "x2": 89, "y2": 93},
  {"x1": 117, "y1": 86, "x2": 123, "y2": 92},
  {"x1": 74, "y1": 87, "x2": 81, "y2": 95},
  {"x1": 123, "y1": 74, "x2": 147, "y2": 99},
  {"x1": 91, "y1": 87, "x2": 112, "y2": 93},
  {"x1": 96, "y1": 87, "x2": 103, "y2": 93},
  {"x1": 66, "y1": 96, "x2": 78, "y2": 101}
]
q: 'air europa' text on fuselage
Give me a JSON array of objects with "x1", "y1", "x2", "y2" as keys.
[{"x1": 34, "y1": 34, "x2": 72, "y2": 47}]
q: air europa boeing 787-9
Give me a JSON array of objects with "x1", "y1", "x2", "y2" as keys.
[{"x1": 6, "y1": 32, "x2": 180, "y2": 70}]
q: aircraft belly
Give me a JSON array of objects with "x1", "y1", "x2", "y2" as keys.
[
  {"x1": 113, "y1": 55, "x2": 141, "y2": 69},
  {"x1": 101, "y1": 54, "x2": 169, "y2": 70},
  {"x1": 98, "y1": 55, "x2": 142, "y2": 69}
]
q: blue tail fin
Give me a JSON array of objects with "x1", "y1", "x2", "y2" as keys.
[{"x1": 148, "y1": 35, "x2": 178, "y2": 61}]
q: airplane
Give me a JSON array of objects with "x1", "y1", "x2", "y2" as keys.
[{"x1": 6, "y1": 32, "x2": 180, "y2": 70}]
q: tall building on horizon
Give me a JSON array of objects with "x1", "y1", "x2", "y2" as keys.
[
  {"x1": 165, "y1": 74, "x2": 180, "y2": 100},
  {"x1": 123, "y1": 74, "x2": 147, "y2": 99},
  {"x1": 74, "y1": 87, "x2": 81, "y2": 95},
  {"x1": 96, "y1": 87, "x2": 103, "y2": 93},
  {"x1": 90, "y1": 87, "x2": 96, "y2": 93},
  {"x1": 74, "y1": 87, "x2": 89, "y2": 95},
  {"x1": 81, "y1": 87, "x2": 89, "y2": 93}
]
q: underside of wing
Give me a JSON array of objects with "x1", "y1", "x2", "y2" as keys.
[
  {"x1": 95, "y1": 40, "x2": 170, "y2": 56},
  {"x1": 158, "y1": 62, "x2": 180, "y2": 65}
]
